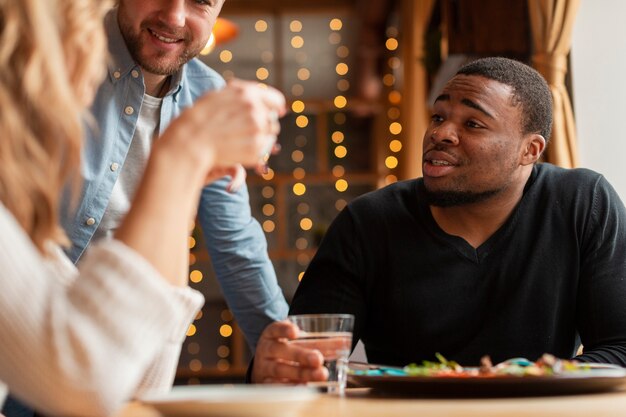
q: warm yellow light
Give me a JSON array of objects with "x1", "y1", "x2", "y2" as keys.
[
  {"x1": 334, "y1": 95, "x2": 347, "y2": 109},
  {"x1": 291, "y1": 35, "x2": 304, "y2": 49},
  {"x1": 335, "y1": 179, "x2": 348, "y2": 192},
  {"x1": 332, "y1": 165, "x2": 345, "y2": 177},
  {"x1": 189, "y1": 253, "x2": 196, "y2": 265},
  {"x1": 335, "y1": 199, "x2": 347, "y2": 211},
  {"x1": 386, "y1": 38, "x2": 399, "y2": 51},
  {"x1": 256, "y1": 67, "x2": 269, "y2": 81},
  {"x1": 187, "y1": 324, "x2": 197, "y2": 337},
  {"x1": 290, "y1": 20, "x2": 303, "y2": 32},
  {"x1": 336, "y1": 46, "x2": 350, "y2": 58},
  {"x1": 331, "y1": 131, "x2": 345, "y2": 143},
  {"x1": 255, "y1": 20, "x2": 268, "y2": 32},
  {"x1": 190, "y1": 270, "x2": 203, "y2": 283},
  {"x1": 296, "y1": 115, "x2": 309, "y2": 128},
  {"x1": 385, "y1": 174, "x2": 398, "y2": 184},
  {"x1": 189, "y1": 359, "x2": 202, "y2": 372},
  {"x1": 262, "y1": 220, "x2": 275, "y2": 233},
  {"x1": 383, "y1": 73, "x2": 395, "y2": 86},
  {"x1": 291, "y1": 150, "x2": 304, "y2": 163},
  {"x1": 388, "y1": 90, "x2": 402, "y2": 104},
  {"x1": 389, "y1": 122, "x2": 403, "y2": 135},
  {"x1": 297, "y1": 68, "x2": 310, "y2": 81},
  {"x1": 385, "y1": 156, "x2": 399, "y2": 169},
  {"x1": 330, "y1": 18, "x2": 343, "y2": 31},
  {"x1": 220, "y1": 324, "x2": 233, "y2": 337},
  {"x1": 298, "y1": 272, "x2": 305, "y2": 282},
  {"x1": 297, "y1": 202, "x2": 310, "y2": 215},
  {"x1": 389, "y1": 139, "x2": 403, "y2": 152},
  {"x1": 195, "y1": 310, "x2": 203, "y2": 320},
  {"x1": 262, "y1": 186, "x2": 274, "y2": 198},
  {"x1": 291, "y1": 100, "x2": 305, "y2": 113},
  {"x1": 293, "y1": 167, "x2": 306, "y2": 180},
  {"x1": 334, "y1": 145, "x2": 347, "y2": 158},
  {"x1": 293, "y1": 183, "x2": 307, "y2": 196},
  {"x1": 335, "y1": 63, "x2": 349, "y2": 76},
  {"x1": 188, "y1": 236, "x2": 196, "y2": 249},
  {"x1": 262, "y1": 204, "x2": 275, "y2": 216},
  {"x1": 262, "y1": 168, "x2": 274, "y2": 180},
  {"x1": 219, "y1": 50, "x2": 233, "y2": 63},
  {"x1": 300, "y1": 217, "x2": 313, "y2": 230}
]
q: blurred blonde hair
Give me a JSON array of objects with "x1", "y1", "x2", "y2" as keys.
[{"x1": 0, "y1": 0, "x2": 110, "y2": 252}]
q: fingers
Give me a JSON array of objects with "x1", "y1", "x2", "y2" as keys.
[
  {"x1": 253, "y1": 321, "x2": 328, "y2": 384},
  {"x1": 225, "y1": 165, "x2": 247, "y2": 193}
]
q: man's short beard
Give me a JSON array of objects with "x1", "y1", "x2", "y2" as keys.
[
  {"x1": 422, "y1": 186, "x2": 500, "y2": 207},
  {"x1": 125, "y1": 36, "x2": 200, "y2": 76}
]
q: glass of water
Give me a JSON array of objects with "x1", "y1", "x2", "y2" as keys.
[{"x1": 287, "y1": 314, "x2": 354, "y2": 395}]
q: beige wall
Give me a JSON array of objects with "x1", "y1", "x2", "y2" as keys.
[{"x1": 571, "y1": 0, "x2": 626, "y2": 199}]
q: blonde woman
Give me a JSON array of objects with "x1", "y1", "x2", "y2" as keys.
[{"x1": 0, "y1": 0, "x2": 284, "y2": 416}]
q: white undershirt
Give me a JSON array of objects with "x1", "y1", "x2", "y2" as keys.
[{"x1": 94, "y1": 94, "x2": 162, "y2": 241}]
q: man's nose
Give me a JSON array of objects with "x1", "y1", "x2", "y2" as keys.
[
  {"x1": 429, "y1": 121, "x2": 459, "y2": 145},
  {"x1": 158, "y1": 0, "x2": 186, "y2": 28}
]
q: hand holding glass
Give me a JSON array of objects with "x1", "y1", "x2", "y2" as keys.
[{"x1": 287, "y1": 314, "x2": 354, "y2": 395}]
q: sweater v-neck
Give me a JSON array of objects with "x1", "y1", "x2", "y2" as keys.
[{"x1": 412, "y1": 169, "x2": 537, "y2": 264}]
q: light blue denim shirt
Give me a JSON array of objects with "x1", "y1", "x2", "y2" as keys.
[{"x1": 61, "y1": 9, "x2": 288, "y2": 349}]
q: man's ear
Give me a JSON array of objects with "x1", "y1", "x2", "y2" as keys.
[{"x1": 520, "y1": 134, "x2": 546, "y2": 165}]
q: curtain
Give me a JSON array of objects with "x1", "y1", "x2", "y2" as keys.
[
  {"x1": 528, "y1": 0, "x2": 581, "y2": 168},
  {"x1": 399, "y1": 0, "x2": 436, "y2": 180}
]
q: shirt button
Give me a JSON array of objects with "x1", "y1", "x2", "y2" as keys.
[
  {"x1": 113, "y1": 71, "x2": 121, "y2": 79},
  {"x1": 110, "y1": 162, "x2": 119, "y2": 172},
  {"x1": 131, "y1": 70, "x2": 140, "y2": 78},
  {"x1": 86, "y1": 217, "x2": 96, "y2": 226},
  {"x1": 124, "y1": 106, "x2": 134, "y2": 115}
]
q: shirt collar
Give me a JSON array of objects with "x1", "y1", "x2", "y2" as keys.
[{"x1": 105, "y1": 8, "x2": 184, "y2": 98}]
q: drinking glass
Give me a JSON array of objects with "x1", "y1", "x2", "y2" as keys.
[{"x1": 287, "y1": 314, "x2": 354, "y2": 395}]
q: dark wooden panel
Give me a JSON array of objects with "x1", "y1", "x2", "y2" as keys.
[{"x1": 442, "y1": 0, "x2": 530, "y2": 59}]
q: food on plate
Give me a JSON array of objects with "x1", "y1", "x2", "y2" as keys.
[{"x1": 402, "y1": 353, "x2": 590, "y2": 377}]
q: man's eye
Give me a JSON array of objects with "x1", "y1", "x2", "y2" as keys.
[
  {"x1": 466, "y1": 120, "x2": 482, "y2": 128},
  {"x1": 195, "y1": 0, "x2": 215, "y2": 5},
  {"x1": 430, "y1": 114, "x2": 443, "y2": 123}
]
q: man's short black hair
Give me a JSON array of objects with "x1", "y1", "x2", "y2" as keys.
[{"x1": 456, "y1": 57, "x2": 553, "y2": 143}]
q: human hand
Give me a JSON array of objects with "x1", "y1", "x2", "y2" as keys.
[
  {"x1": 158, "y1": 79, "x2": 286, "y2": 177},
  {"x1": 252, "y1": 321, "x2": 329, "y2": 384},
  {"x1": 203, "y1": 164, "x2": 247, "y2": 193}
]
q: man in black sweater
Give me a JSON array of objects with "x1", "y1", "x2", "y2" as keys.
[{"x1": 250, "y1": 57, "x2": 626, "y2": 383}]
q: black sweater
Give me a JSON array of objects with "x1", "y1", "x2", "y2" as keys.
[{"x1": 290, "y1": 163, "x2": 626, "y2": 367}]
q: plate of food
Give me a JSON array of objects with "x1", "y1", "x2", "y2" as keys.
[
  {"x1": 141, "y1": 384, "x2": 319, "y2": 417},
  {"x1": 348, "y1": 353, "x2": 626, "y2": 397}
]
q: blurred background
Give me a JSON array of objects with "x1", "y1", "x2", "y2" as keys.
[{"x1": 176, "y1": 0, "x2": 626, "y2": 384}]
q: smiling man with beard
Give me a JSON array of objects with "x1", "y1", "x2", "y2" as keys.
[
  {"x1": 61, "y1": 0, "x2": 288, "y2": 352},
  {"x1": 250, "y1": 57, "x2": 626, "y2": 384}
]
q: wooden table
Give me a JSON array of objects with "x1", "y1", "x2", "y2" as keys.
[{"x1": 115, "y1": 386, "x2": 626, "y2": 417}]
